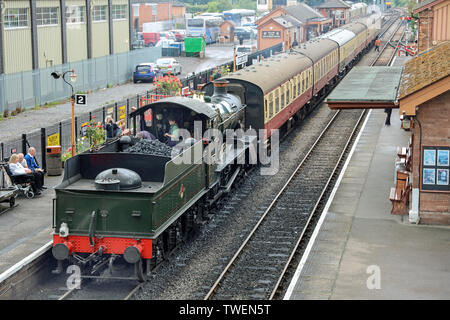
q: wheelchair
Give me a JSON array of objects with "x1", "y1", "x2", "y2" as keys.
[{"x1": 1, "y1": 162, "x2": 35, "y2": 199}]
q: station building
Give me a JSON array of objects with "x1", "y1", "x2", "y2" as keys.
[
  {"x1": 326, "y1": 41, "x2": 450, "y2": 225},
  {"x1": 0, "y1": 0, "x2": 133, "y2": 74},
  {"x1": 255, "y1": 3, "x2": 332, "y2": 50},
  {"x1": 315, "y1": 0, "x2": 351, "y2": 28}
]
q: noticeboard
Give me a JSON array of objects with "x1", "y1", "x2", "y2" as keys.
[
  {"x1": 47, "y1": 133, "x2": 60, "y2": 146},
  {"x1": 119, "y1": 105, "x2": 126, "y2": 120},
  {"x1": 422, "y1": 146, "x2": 449, "y2": 192},
  {"x1": 262, "y1": 31, "x2": 281, "y2": 38}
]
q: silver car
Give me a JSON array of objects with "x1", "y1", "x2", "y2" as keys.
[{"x1": 156, "y1": 58, "x2": 182, "y2": 76}]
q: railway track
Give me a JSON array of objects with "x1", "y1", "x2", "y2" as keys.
[
  {"x1": 203, "y1": 13, "x2": 403, "y2": 301},
  {"x1": 204, "y1": 108, "x2": 366, "y2": 300}
]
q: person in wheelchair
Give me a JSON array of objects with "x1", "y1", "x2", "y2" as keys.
[{"x1": 8, "y1": 154, "x2": 41, "y2": 196}]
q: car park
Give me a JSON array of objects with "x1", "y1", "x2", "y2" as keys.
[
  {"x1": 133, "y1": 63, "x2": 158, "y2": 83},
  {"x1": 156, "y1": 58, "x2": 182, "y2": 76}
]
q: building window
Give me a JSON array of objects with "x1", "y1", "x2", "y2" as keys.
[
  {"x1": 112, "y1": 5, "x2": 127, "y2": 20},
  {"x1": 258, "y1": 0, "x2": 268, "y2": 4},
  {"x1": 36, "y1": 7, "x2": 59, "y2": 26},
  {"x1": 4, "y1": 8, "x2": 29, "y2": 29},
  {"x1": 92, "y1": 5, "x2": 107, "y2": 22},
  {"x1": 66, "y1": 6, "x2": 85, "y2": 24}
]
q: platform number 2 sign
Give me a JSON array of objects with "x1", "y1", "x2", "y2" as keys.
[{"x1": 75, "y1": 94, "x2": 87, "y2": 105}]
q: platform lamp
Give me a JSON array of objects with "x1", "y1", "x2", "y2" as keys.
[{"x1": 51, "y1": 69, "x2": 77, "y2": 156}]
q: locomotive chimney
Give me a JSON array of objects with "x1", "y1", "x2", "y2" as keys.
[{"x1": 212, "y1": 79, "x2": 229, "y2": 97}]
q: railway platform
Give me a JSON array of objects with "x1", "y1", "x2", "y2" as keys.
[
  {"x1": 0, "y1": 175, "x2": 60, "y2": 276},
  {"x1": 285, "y1": 108, "x2": 450, "y2": 300}
]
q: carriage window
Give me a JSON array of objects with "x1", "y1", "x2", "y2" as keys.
[
  {"x1": 275, "y1": 96, "x2": 280, "y2": 113},
  {"x1": 264, "y1": 99, "x2": 268, "y2": 120},
  {"x1": 269, "y1": 101, "x2": 273, "y2": 118},
  {"x1": 292, "y1": 81, "x2": 296, "y2": 100},
  {"x1": 286, "y1": 84, "x2": 290, "y2": 105}
]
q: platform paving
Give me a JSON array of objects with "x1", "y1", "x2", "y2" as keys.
[
  {"x1": 286, "y1": 109, "x2": 450, "y2": 300},
  {"x1": 0, "y1": 175, "x2": 61, "y2": 275}
]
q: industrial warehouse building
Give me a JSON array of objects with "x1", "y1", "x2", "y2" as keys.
[
  {"x1": 0, "y1": 0, "x2": 134, "y2": 74},
  {"x1": 0, "y1": 0, "x2": 161, "y2": 112}
]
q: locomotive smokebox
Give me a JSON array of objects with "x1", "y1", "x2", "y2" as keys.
[{"x1": 212, "y1": 79, "x2": 229, "y2": 97}]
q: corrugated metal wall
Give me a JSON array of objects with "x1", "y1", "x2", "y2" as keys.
[
  {"x1": 37, "y1": 0, "x2": 62, "y2": 68},
  {"x1": 3, "y1": 0, "x2": 33, "y2": 74},
  {"x1": 113, "y1": 0, "x2": 130, "y2": 54},
  {"x1": 92, "y1": 0, "x2": 110, "y2": 58}
]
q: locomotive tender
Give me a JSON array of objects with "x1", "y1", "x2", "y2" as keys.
[{"x1": 52, "y1": 13, "x2": 382, "y2": 281}]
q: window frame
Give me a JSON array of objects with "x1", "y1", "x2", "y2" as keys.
[
  {"x1": 66, "y1": 5, "x2": 85, "y2": 24},
  {"x1": 36, "y1": 7, "x2": 59, "y2": 27},
  {"x1": 92, "y1": 5, "x2": 107, "y2": 22},
  {"x1": 3, "y1": 8, "x2": 29, "y2": 29}
]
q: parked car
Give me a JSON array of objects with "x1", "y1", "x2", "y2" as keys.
[
  {"x1": 156, "y1": 58, "x2": 182, "y2": 76},
  {"x1": 133, "y1": 63, "x2": 158, "y2": 83},
  {"x1": 234, "y1": 27, "x2": 252, "y2": 40},
  {"x1": 170, "y1": 29, "x2": 187, "y2": 41},
  {"x1": 236, "y1": 45, "x2": 253, "y2": 54},
  {"x1": 159, "y1": 31, "x2": 176, "y2": 41},
  {"x1": 142, "y1": 32, "x2": 160, "y2": 47},
  {"x1": 155, "y1": 38, "x2": 176, "y2": 48}
]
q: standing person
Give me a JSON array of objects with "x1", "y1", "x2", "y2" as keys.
[
  {"x1": 105, "y1": 116, "x2": 122, "y2": 138},
  {"x1": 384, "y1": 108, "x2": 392, "y2": 126},
  {"x1": 375, "y1": 37, "x2": 381, "y2": 52},
  {"x1": 164, "y1": 116, "x2": 179, "y2": 147},
  {"x1": 24, "y1": 147, "x2": 46, "y2": 190}
]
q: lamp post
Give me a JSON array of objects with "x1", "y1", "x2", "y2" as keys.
[{"x1": 51, "y1": 69, "x2": 77, "y2": 156}]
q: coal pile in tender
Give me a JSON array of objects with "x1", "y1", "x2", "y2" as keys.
[{"x1": 125, "y1": 139, "x2": 173, "y2": 157}]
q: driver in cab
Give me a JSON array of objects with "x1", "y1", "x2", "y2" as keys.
[{"x1": 165, "y1": 116, "x2": 179, "y2": 147}]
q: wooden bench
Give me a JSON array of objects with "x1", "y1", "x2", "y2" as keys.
[{"x1": 389, "y1": 171, "x2": 410, "y2": 215}]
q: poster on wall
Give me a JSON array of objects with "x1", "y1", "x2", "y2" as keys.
[
  {"x1": 437, "y1": 150, "x2": 449, "y2": 166},
  {"x1": 423, "y1": 168, "x2": 435, "y2": 185},
  {"x1": 423, "y1": 149, "x2": 436, "y2": 166},
  {"x1": 422, "y1": 146, "x2": 450, "y2": 191},
  {"x1": 437, "y1": 169, "x2": 449, "y2": 185}
]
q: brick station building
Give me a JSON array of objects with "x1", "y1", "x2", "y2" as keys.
[
  {"x1": 397, "y1": 42, "x2": 450, "y2": 224},
  {"x1": 326, "y1": 41, "x2": 450, "y2": 225}
]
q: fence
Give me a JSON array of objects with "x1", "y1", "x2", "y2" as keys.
[
  {"x1": 0, "y1": 46, "x2": 162, "y2": 113},
  {"x1": 0, "y1": 42, "x2": 283, "y2": 186}
]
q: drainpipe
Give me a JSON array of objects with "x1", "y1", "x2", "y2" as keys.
[{"x1": 410, "y1": 115, "x2": 421, "y2": 224}]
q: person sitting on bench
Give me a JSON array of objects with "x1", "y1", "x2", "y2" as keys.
[
  {"x1": 9, "y1": 154, "x2": 41, "y2": 196},
  {"x1": 24, "y1": 147, "x2": 46, "y2": 191}
]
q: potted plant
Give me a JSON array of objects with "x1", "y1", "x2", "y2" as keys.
[{"x1": 154, "y1": 74, "x2": 182, "y2": 96}]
